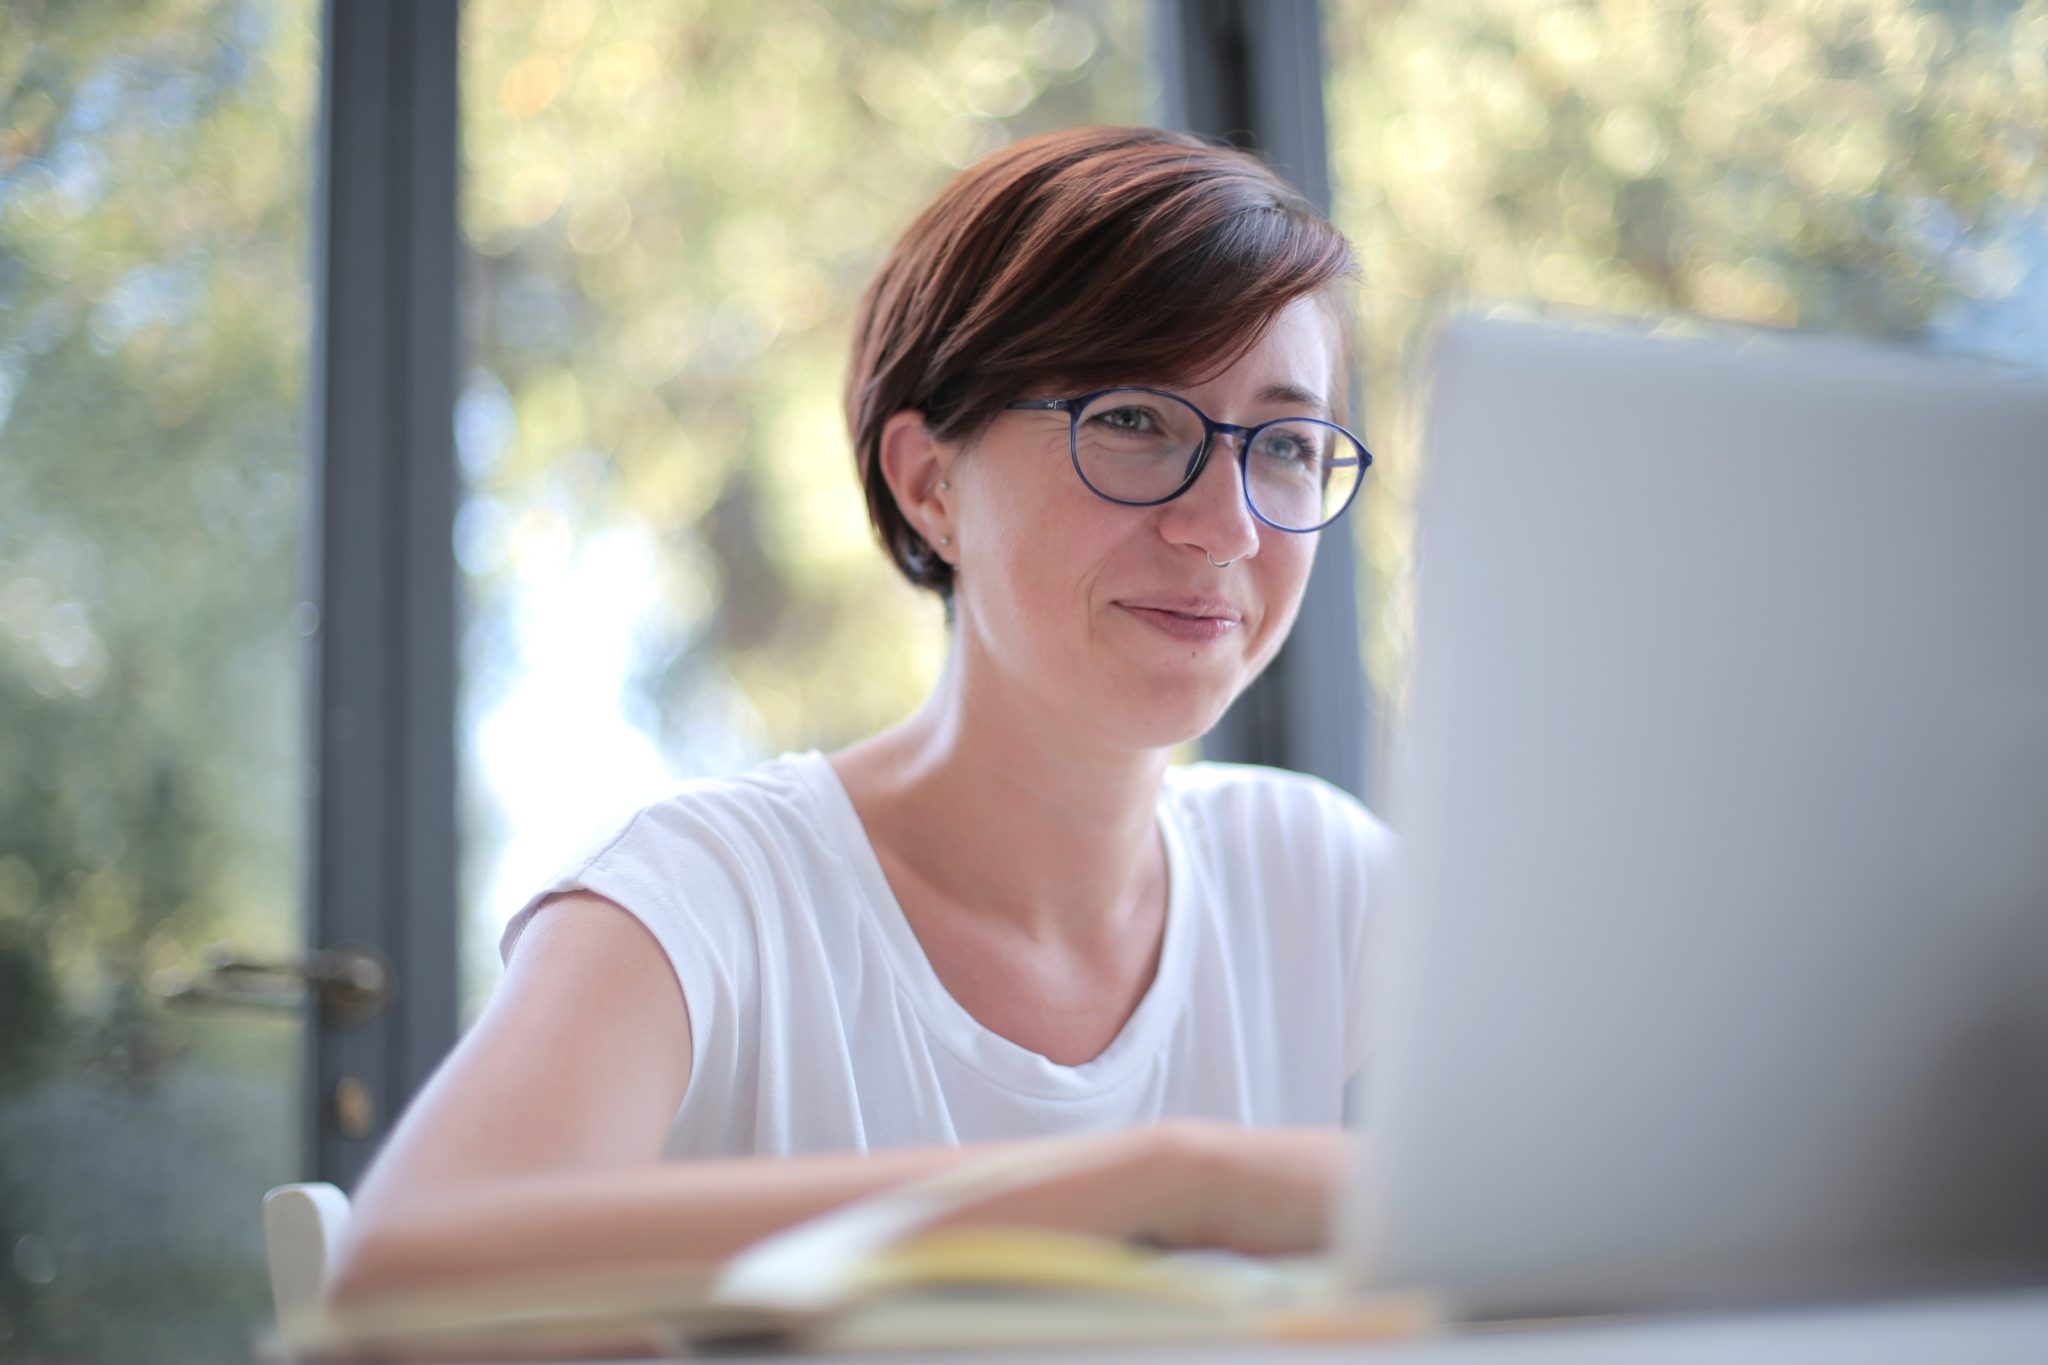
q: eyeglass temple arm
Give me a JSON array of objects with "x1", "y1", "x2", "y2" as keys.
[{"x1": 1003, "y1": 399, "x2": 1076, "y2": 412}]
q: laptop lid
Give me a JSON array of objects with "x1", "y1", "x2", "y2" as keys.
[{"x1": 1346, "y1": 314, "x2": 2048, "y2": 1319}]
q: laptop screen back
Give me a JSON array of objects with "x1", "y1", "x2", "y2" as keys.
[{"x1": 1347, "y1": 315, "x2": 2048, "y2": 1319}]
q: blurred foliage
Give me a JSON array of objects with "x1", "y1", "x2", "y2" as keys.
[
  {"x1": 1325, "y1": 0, "x2": 2048, "y2": 740},
  {"x1": 1, "y1": 0, "x2": 316, "y2": 1358}
]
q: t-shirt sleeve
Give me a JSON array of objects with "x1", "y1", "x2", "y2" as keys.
[{"x1": 497, "y1": 792, "x2": 763, "y2": 1090}]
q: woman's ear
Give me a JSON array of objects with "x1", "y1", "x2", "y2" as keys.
[{"x1": 878, "y1": 408, "x2": 957, "y2": 563}]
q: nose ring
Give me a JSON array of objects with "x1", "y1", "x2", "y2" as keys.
[{"x1": 1206, "y1": 551, "x2": 1236, "y2": 569}]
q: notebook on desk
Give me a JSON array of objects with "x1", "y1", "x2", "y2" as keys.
[{"x1": 1343, "y1": 311, "x2": 2048, "y2": 1319}]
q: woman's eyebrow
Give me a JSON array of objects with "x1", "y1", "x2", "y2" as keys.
[
  {"x1": 1123, "y1": 378, "x2": 1333, "y2": 417},
  {"x1": 1256, "y1": 382, "x2": 1330, "y2": 417}
]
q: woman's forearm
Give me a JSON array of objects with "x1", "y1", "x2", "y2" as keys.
[{"x1": 323, "y1": 1125, "x2": 1201, "y2": 1312}]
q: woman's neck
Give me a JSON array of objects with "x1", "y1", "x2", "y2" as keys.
[{"x1": 827, "y1": 646, "x2": 1172, "y2": 948}]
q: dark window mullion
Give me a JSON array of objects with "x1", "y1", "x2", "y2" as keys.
[{"x1": 308, "y1": 0, "x2": 460, "y2": 1189}]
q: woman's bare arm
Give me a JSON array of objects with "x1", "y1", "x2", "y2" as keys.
[
  {"x1": 325, "y1": 1128, "x2": 1207, "y2": 1305},
  {"x1": 323, "y1": 892, "x2": 1340, "y2": 1310}
]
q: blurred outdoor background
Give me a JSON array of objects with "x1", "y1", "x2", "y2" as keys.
[{"x1": 1, "y1": 0, "x2": 2044, "y2": 1359}]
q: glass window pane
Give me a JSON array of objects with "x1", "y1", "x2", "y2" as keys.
[
  {"x1": 0, "y1": 2, "x2": 319, "y2": 1361},
  {"x1": 456, "y1": 1, "x2": 1154, "y2": 1017},
  {"x1": 1325, "y1": 0, "x2": 2048, "y2": 755}
]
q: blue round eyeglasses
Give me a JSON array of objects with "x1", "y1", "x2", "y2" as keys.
[{"x1": 1004, "y1": 386, "x2": 1371, "y2": 533}]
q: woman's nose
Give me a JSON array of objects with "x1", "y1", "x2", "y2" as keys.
[{"x1": 1164, "y1": 434, "x2": 1261, "y2": 563}]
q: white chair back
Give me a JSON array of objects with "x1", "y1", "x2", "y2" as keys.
[{"x1": 261, "y1": 1181, "x2": 352, "y2": 1342}]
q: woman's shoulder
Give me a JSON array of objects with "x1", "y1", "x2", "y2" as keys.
[
  {"x1": 499, "y1": 751, "x2": 845, "y2": 965},
  {"x1": 1161, "y1": 758, "x2": 1393, "y2": 857},
  {"x1": 1161, "y1": 761, "x2": 1394, "y2": 1008},
  {"x1": 623, "y1": 749, "x2": 838, "y2": 846},
  {"x1": 565, "y1": 750, "x2": 841, "y2": 880}
]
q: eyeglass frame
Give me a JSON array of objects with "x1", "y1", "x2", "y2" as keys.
[{"x1": 1003, "y1": 385, "x2": 1373, "y2": 534}]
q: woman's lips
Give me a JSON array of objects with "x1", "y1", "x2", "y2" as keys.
[{"x1": 1118, "y1": 603, "x2": 1242, "y2": 643}]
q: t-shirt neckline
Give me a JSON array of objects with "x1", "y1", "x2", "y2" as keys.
[{"x1": 788, "y1": 749, "x2": 1194, "y2": 1100}]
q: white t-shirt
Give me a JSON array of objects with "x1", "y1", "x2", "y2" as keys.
[{"x1": 499, "y1": 751, "x2": 1393, "y2": 1158}]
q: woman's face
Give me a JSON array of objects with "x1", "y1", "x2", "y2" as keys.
[{"x1": 945, "y1": 295, "x2": 1337, "y2": 751}]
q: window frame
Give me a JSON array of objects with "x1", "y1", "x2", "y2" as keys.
[{"x1": 307, "y1": 0, "x2": 461, "y2": 1187}]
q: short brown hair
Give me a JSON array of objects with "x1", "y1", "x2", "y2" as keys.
[{"x1": 843, "y1": 125, "x2": 1360, "y2": 601}]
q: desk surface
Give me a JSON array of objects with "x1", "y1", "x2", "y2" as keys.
[{"x1": 740, "y1": 1287, "x2": 2048, "y2": 1365}]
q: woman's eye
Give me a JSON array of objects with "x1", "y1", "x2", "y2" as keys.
[
  {"x1": 1258, "y1": 433, "x2": 1314, "y2": 462},
  {"x1": 1095, "y1": 406, "x2": 1157, "y2": 434}
]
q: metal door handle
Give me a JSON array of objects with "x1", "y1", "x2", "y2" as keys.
[{"x1": 152, "y1": 942, "x2": 390, "y2": 1024}]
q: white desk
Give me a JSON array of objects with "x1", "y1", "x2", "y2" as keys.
[{"x1": 742, "y1": 1288, "x2": 2048, "y2": 1364}]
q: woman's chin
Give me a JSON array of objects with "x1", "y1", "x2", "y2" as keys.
[{"x1": 1096, "y1": 676, "x2": 1242, "y2": 751}]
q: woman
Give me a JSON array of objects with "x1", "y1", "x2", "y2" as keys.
[{"x1": 327, "y1": 125, "x2": 1392, "y2": 1304}]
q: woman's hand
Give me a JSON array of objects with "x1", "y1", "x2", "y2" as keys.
[
  {"x1": 904, "y1": 1121, "x2": 1351, "y2": 1259},
  {"x1": 1156, "y1": 1119, "x2": 1353, "y2": 1256}
]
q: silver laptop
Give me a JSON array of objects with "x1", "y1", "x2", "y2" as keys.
[{"x1": 1344, "y1": 313, "x2": 2048, "y2": 1320}]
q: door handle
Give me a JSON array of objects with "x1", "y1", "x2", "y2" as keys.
[{"x1": 152, "y1": 942, "x2": 390, "y2": 1024}]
